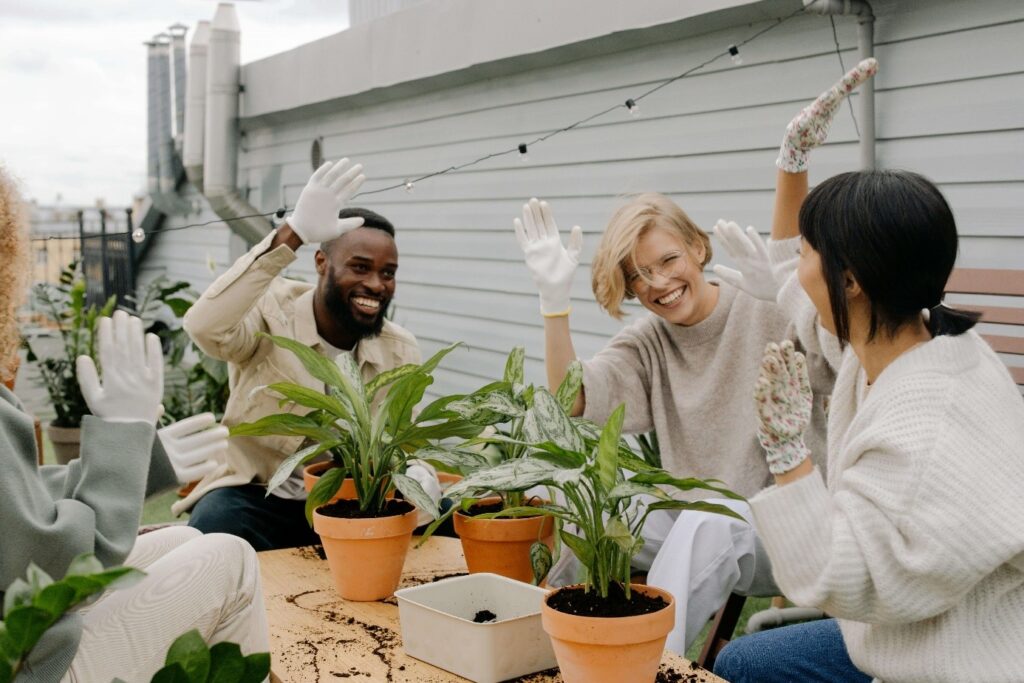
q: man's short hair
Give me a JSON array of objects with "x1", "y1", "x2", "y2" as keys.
[{"x1": 340, "y1": 207, "x2": 394, "y2": 236}]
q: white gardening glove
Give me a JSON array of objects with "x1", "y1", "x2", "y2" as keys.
[
  {"x1": 514, "y1": 198, "x2": 583, "y2": 317},
  {"x1": 777, "y1": 58, "x2": 879, "y2": 173},
  {"x1": 286, "y1": 158, "x2": 367, "y2": 244},
  {"x1": 407, "y1": 463, "x2": 443, "y2": 527},
  {"x1": 76, "y1": 310, "x2": 164, "y2": 424},
  {"x1": 157, "y1": 413, "x2": 226, "y2": 484},
  {"x1": 712, "y1": 220, "x2": 779, "y2": 302},
  {"x1": 754, "y1": 341, "x2": 812, "y2": 475}
]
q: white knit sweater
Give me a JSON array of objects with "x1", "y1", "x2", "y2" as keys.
[{"x1": 751, "y1": 273, "x2": 1024, "y2": 682}]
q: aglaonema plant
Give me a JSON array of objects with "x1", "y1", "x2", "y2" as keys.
[
  {"x1": 230, "y1": 334, "x2": 483, "y2": 523},
  {"x1": 443, "y1": 396, "x2": 746, "y2": 598}
]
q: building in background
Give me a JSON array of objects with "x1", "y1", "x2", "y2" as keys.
[{"x1": 134, "y1": 0, "x2": 1024, "y2": 397}]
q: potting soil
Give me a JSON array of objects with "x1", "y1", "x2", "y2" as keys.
[
  {"x1": 318, "y1": 498, "x2": 414, "y2": 519},
  {"x1": 547, "y1": 581, "x2": 668, "y2": 618}
]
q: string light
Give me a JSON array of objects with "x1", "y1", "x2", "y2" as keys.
[
  {"x1": 131, "y1": 227, "x2": 146, "y2": 243},
  {"x1": 518, "y1": 143, "x2": 529, "y2": 163},
  {"x1": 404, "y1": 179, "x2": 414, "y2": 193},
  {"x1": 625, "y1": 98, "x2": 640, "y2": 118},
  {"x1": 728, "y1": 45, "x2": 743, "y2": 65}
]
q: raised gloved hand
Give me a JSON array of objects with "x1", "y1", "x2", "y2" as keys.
[
  {"x1": 287, "y1": 159, "x2": 367, "y2": 244},
  {"x1": 157, "y1": 413, "x2": 226, "y2": 484},
  {"x1": 76, "y1": 310, "x2": 164, "y2": 424},
  {"x1": 754, "y1": 341, "x2": 812, "y2": 475},
  {"x1": 407, "y1": 463, "x2": 443, "y2": 527},
  {"x1": 514, "y1": 198, "x2": 583, "y2": 316},
  {"x1": 777, "y1": 58, "x2": 879, "y2": 173},
  {"x1": 712, "y1": 219, "x2": 778, "y2": 302}
]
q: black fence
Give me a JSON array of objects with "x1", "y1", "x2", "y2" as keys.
[{"x1": 79, "y1": 208, "x2": 137, "y2": 308}]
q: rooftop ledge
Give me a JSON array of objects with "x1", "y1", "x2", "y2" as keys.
[{"x1": 239, "y1": 0, "x2": 790, "y2": 128}]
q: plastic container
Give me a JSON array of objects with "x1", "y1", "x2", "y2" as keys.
[{"x1": 395, "y1": 572, "x2": 557, "y2": 683}]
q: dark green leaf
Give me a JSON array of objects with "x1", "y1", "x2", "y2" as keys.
[
  {"x1": 150, "y1": 663, "x2": 192, "y2": 683},
  {"x1": 645, "y1": 500, "x2": 748, "y2": 522},
  {"x1": 554, "y1": 360, "x2": 583, "y2": 414},
  {"x1": 530, "y1": 541, "x2": 552, "y2": 585},
  {"x1": 559, "y1": 531, "x2": 594, "y2": 571},
  {"x1": 365, "y1": 363, "x2": 420, "y2": 402},
  {"x1": 305, "y1": 466, "x2": 346, "y2": 526},
  {"x1": 164, "y1": 629, "x2": 211, "y2": 682},
  {"x1": 3, "y1": 606, "x2": 54, "y2": 653},
  {"x1": 240, "y1": 653, "x2": 271, "y2": 683},
  {"x1": 503, "y1": 347, "x2": 525, "y2": 386},
  {"x1": 229, "y1": 414, "x2": 337, "y2": 443},
  {"x1": 266, "y1": 383, "x2": 351, "y2": 418},
  {"x1": 262, "y1": 334, "x2": 345, "y2": 388},
  {"x1": 596, "y1": 404, "x2": 625, "y2": 494},
  {"x1": 208, "y1": 641, "x2": 246, "y2": 683},
  {"x1": 0, "y1": 655, "x2": 12, "y2": 683},
  {"x1": 629, "y1": 471, "x2": 745, "y2": 500},
  {"x1": 415, "y1": 394, "x2": 464, "y2": 423},
  {"x1": 384, "y1": 373, "x2": 431, "y2": 434},
  {"x1": 416, "y1": 342, "x2": 463, "y2": 375},
  {"x1": 164, "y1": 297, "x2": 194, "y2": 318},
  {"x1": 32, "y1": 583, "x2": 75, "y2": 618}
]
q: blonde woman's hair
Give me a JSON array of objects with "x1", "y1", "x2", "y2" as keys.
[
  {"x1": 0, "y1": 166, "x2": 30, "y2": 385},
  {"x1": 591, "y1": 193, "x2": 712, "y2": 319}
]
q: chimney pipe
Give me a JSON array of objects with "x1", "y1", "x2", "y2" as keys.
[
  {"x1": 168, "y1": 23, "x2": 189, "y2": 146},
  {"x1": 183, "y1": 20, "x2": 210, "y2": 192}
]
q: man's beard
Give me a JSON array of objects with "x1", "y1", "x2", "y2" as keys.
[{"x1": 324, "y1": 285, "x2": 387, "y2": 341}]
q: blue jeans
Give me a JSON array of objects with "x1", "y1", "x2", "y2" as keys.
[{"x1": 713, "y1": 619, "x2": 871, "y2": 683}]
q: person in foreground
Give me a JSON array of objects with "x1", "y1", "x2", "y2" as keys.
[
  {"x1": 0, "y1": 166, "x2": 269, "y2": 682},
  {"x1": 712, "y1": 169, "x2": 1024, "y2": 681}
]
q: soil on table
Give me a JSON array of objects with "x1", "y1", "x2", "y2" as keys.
[
  {"x1": 472, "y1": 609, "x2": 497, "y2": 623},
  {"x1": 547, "y1": 581, "x2": 668, "y2": 618},
  {"x1": 318, "y1": 498, "x2": 414, "y2": 519}
]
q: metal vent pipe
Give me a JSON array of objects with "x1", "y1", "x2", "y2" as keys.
[
  {"x1": 154, "y1": 34, "x2": 180, "y2": 211},
  {"x1": 803, "y1": 0, "x2": 876, "y2": 169},
  {"x1": 202, "y1": 2, "x2": 272, "y2": 244},
  {"x1": 144, "y1": 39, "x2": 162, "y2": 203},
  {"x1": 169, "y1": 23, "x2": 189, "y2": 145},
  {"x1": 183, "y1": 20, "x2": 210, "y2": 192}
]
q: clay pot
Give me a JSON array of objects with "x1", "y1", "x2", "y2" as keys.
[
  {"x1": 453, "y1": 497, "x2": 555, "y2": 584},
  {"x1": 313, "y1": 503, "x2": 420, "y2": 601},
  {"x1": 436, "y1": 471, "x2": 463, "y2": 490},
  {"x1": 541, "y1": 584, "x2": 675, "y2": 683},
  {"x1": 46, "y1": 422, "x2": 81, "y2": 465},
  {"x1": 302, "y1": 461, "x2": 355, "y2": 502}
]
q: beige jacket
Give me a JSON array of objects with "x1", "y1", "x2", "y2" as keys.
[{"x1": 174, "y1": 232, "x2": 421, "y2": 515}]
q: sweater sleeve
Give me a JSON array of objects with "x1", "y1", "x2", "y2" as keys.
[
  {"x1": 767, "y1": 238, "x2": 843, "y2": 371},
  {"x1": 0, "y1": 411, "x2": 157, "y2": 586},
  {"x1": 581, "y1": 321, "x2": 654, "y2": 434}
]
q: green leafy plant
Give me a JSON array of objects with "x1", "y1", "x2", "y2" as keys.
[
  {"x1": 443, "y1": 398, "x2": 745, "y2": 598},
  {"x1": 24, "y1": 261, "x2": 115, "y2": 428},
  {"x1": 230, "y1": 335, "x2": 483, "y2": 523},
  {"x1": 121, "y1": 630, "x2": 269, "y2": 683},
  {"x1": 0, "y1": 554, "x2": 143, "y2": 682}
]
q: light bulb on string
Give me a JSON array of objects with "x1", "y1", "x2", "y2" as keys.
[
  {"x1": 625, "y1": 98, "x2": 640, "y2": 118},
  {"x1": 404, "y1": 179, "x2": 414, "y2": 193},
  {"x1": 131, "y1": 227, "x2": 145, "y2": 244},
  {"x1": 728, "y1": 45, "x2": 743, "y2": 65},
  {"x1": 518, "y1": 143, "x2": 529, "y2": 163}
]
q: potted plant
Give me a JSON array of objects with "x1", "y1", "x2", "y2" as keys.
[
  {"x1": 231, "y1": 334, "x2": 482, "y2": 601},
  {"x1": 445, "y1": 400, "x2": 744, "y2": 683},
  {"x1": 416, "y1": 347, "x2": 583, "y2": 583},
  {"x1": 24, "y1": 262, "x2": 115, "y2": 463}
]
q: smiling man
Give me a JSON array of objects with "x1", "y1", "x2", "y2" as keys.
[{"x1": 175, "y1": 160, "x2": 424, "y2": 550}]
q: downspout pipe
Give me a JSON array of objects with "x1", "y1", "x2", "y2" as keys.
[
  {"x1": 144, "y1": 40, "x2": 162, "y2": 205},
  {"x1": 154, "y1": 33, "x2": 180, "y2": 212},
  {"x1": 803, "y1": 0, "x2": 876, "y2": 170},
  {"x1": 203, "y1": 2, "x2": 272, "y2": 244},
  {"x1": 169, "y1": 23, "x2": 189, "y2": 148},
  {"x1": 183, "y1": 20, "x2": 210, "y2": 193}
]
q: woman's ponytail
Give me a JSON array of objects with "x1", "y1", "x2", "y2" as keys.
[{"x1": 926, "y1": 301, "x2": 980, "y2": 337}]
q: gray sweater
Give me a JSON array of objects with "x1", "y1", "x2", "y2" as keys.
[
  {"x1": 582, "y1": 257, "x2": 833, "y2": 499},
  {"x1": 0, "y1": 385, "x2": 177, "y2": 682}
]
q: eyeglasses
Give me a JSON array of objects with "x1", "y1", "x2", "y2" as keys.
[{"x1": 625, "y1": 251, "x2": 684, "y2": 292}]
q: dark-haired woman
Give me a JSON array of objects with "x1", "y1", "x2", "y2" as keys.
[{"x1": 710, "y1": 112, "x2": 1024, "y2": 680}]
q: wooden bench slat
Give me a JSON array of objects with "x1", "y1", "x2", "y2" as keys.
[
  {"x1": 959, "y1": 305, "x2": 1024, "y2": 326},
  {"x1": 983, "y1": 334, "x2": 1024, "y2": 356},
  {"x1": 1010, "y1": 366, "x2": 1024, "y2": 386},
  {"x1": 947, "y1": 269, "x2": 1024, "y2": 297}
]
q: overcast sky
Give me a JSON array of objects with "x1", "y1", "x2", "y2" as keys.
[{"x1": 0, "y1": 1, "x2": 349, "y2": 206}]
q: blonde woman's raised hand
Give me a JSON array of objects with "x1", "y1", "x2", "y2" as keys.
[
  {"x1": 514, "y1": 198, "x2": 583, "y2": 317},
  {"x1": 158, "y1": 413, "x2": 225, "y2": 484},
  {"x1": 712, "y1": 219, "x2": 779, "y2": 302},
  {"x1": 76, "y1": 310, "x2": 164, "y2": 424},
  {"x1": 777, "y1": 58, "x2": 879, "y2": 173},
  {"x1": 754, "y1": 341, "x2": 812, "y2": 475},
  {"x1": 287, "y1": 158, "x2": 367, "y2": 244}
]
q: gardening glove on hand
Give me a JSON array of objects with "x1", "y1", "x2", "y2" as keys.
[
  {"x1": 514, "y1": 198, "x2": 583, "y2": 317},
  {"x1": 76, "y1": 310, "x2": 164, "y2": 425},
  {"x1": 754, "y1": 341, "x2": 812, "y2": 475},
  {"x1": 407, "y1": 463, "x2": 443, "y2": 527},
  {"x1": 776, "y1": 57, "x2": 879, "y2": 173},
  {"x1": 157, "y1": 413, "x2": 226, "y2": 484},
  {"x1": 712, "y1": 219, "x2": 779, "y2": 302},
  {"x1": 286, "y1": 158, "x2": 367, "y2": 244}
]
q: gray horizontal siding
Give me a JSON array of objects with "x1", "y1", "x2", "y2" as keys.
[{"x1": 227, "y1": 0, "x2": 1024, "y2": 397}]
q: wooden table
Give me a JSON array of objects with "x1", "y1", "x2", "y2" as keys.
[{"x1": 259, "y1": 538, "x2": 725, "y2": 682}]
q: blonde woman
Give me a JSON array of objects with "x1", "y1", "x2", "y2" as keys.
[{"x1": 0, "y1": 166, "x2": 269, "y2": 682}]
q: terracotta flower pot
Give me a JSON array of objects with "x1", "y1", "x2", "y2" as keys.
[
  {"x1": 46, "y1": 422, "x2": 81, "y2": 465},
  {"x1": 454, "y1": 497, "x2": 555, "y2": 584},
  {"x1": 436, "y1": 471, "x2": 463, "y2": 490},
  {"x1": 303, "y1": 461, "x2": 355, "y2": 502},
  {"x1": 541, "y1": 584, "x2": 675, "y2": 683},
  {"x1": 313, "y1": 503, "x2": 419, "y2": 601}
]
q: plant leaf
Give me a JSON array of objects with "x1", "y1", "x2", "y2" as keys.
[
  {"x1": 150, "y1": 663, "x2": 192, "y2": 683},
  {"x1": 522, "y1": 388, "x2": 583, "y2": 452},
  {"x1": 447, "y1": 390, "x2": 523, "y2": 425},
  {"x1": 503, "y1": 346, "x2": 525, "y2": 386},
  {"x1": 645, "y1": 499, "x2": 748, "y2": 522},
  {"x1": 365, "y1": 363, "x2": 420, "y2": 402},
  {"x1": 603, "y1": 517, "x2": 634, "y2": 553},
  {"x1": 229, "y1": 414, "x2": 337, "y2": 443},
  {"x1": 265, "y1": 382, "x2": 351, "y2": 418},
  {"x1": 445, "y1": 458, "x2": 561, "y2": 500},
  {"x1": 266, "y1": 441, "x2": 342, "y2": 495},
  {"x1": 208, "y1": 641, "x2": 246, "y2": 683},
  {"x1": 241, "y1": 652, "x2": 272, "y2": 683},
  {"x1": 392, "y1": 472, "x2": 439, "y2": 521},
  {"x1": 384, "y1": 372, "x2": 432, "y2": 434},
  {"x1": 596, "y1": 404, "x2": 625, "y2": 494},
  {"x1": 64, "y1": 554, "x2": 103, "y2": 577},
  {"x1": 559, "y1": 531, "x2": 594, "y2": 571},
  {"x1": 2, "y1": 606, "x2": 53, "y2": 653},
  {"x1": 413, "y1": 446, "x2": 489, "y2": 473},
  {"x1": 2, "y1": 579, "x2": 32, "y2": 616},
  {"x1": 608, "y1": 481, "x2": 666, "y2": 501},
  {"x1": 554, "y1": 360, "x2": 583, "y2": 414},
  {"x1": 415, "y1": 394, "x2": 464, "y2": 423},
  {"x1": 164, "y1": 629, "x2": 211, "y2": 682},
  {"x1": 262, "y1": 333, "x2": 345, "y2": 388},
  {"x1": 629, "y1": 471, "x2": 745, "y2": 501},
  {"x1": 304, "y1": 466, "x2": 346, "y2": 526},
  {"x1": 530, "y1": 541, "x2": 552, "y2": 585},
  {"x1": 32, "y1": 583, "x2": 75, "y2": 619}
]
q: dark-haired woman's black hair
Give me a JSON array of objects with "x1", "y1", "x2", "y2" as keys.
[{"x1": 798, "y1": 169, "x2": 978, "y2": 345}]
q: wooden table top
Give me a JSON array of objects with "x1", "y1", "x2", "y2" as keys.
[{"x1": 259, "y1": 537, "x2": 725, "y2": 682}]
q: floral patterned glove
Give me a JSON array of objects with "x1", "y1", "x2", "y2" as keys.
[
  {"x1": 754, "y1": 341, "x2": 812, "y2": 474},
  {"x1": 776, "y1": 58, "x2": 879, "y2": 173}
]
